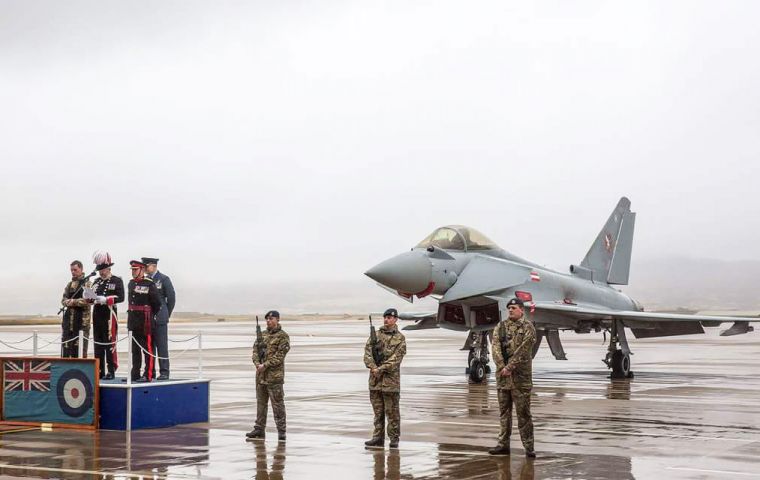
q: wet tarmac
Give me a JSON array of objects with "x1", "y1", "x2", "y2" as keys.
[{"x1": 1, "y1": 319, "x2": 760, "y2": 479}]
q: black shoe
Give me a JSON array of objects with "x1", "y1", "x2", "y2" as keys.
[
  {"x1": 389, "y1": 439, "x2": 399, "y2": 449},
  {"x1": 104, "y1": 373, "x2": 115, "y2": 380},
  {"x1": 488, "y1": 445, "x2": 510, "y2": 455},
  {"x1": 136, "y1": 376, "x2": 151, "y2": 383},
  {"x1": 525, "y1": 450, "x2": 536, "y2": 458},
  {"x1": 246, "y1": 429, "x2": 265, "y2": 439},
  {"x1": 278, "y1": 432, "x2": 286, "y2": 442},
  {"x1": 157, "y1": 375, "x2": 170, "y2": 381},
  {"x1": 364, "y1": 438, "x2": 383, "y2": 447}
]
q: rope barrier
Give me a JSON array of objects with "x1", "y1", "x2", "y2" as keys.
[
  {"x1": 1, "y1": 332, "x2": 203, "y2": 368},
  {"x1": 0, "y1": 335, "x2": 34, "y2": 344},
  {"x1": 38, "y1": 336, "x2": 62, "y2": 348},
  {"x1": 168, "y1": 335, "x2": 200, "y2": 343},
  {"x1": 131, "y1": 337, "x2": 175, "y2": 360},
  {"x1": 0, "y1": 339, "x2": 31, "y2": 351}
]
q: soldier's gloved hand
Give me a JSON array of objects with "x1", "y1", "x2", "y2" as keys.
[{"x1": 95, "y1": 296, "x2": 107, "y2": 305}]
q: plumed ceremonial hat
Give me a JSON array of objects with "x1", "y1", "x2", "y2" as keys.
[{"x1": 92, "y1": 250, "x2": 114, "y2": 271}]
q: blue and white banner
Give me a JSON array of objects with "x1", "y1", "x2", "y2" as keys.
[{"x1": 2, "y1": 358, "x2": 97, "y2": 426}]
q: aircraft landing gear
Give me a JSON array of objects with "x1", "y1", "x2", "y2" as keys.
[
  {"x1": 603, "y1": 319, "x2": 634, "y2": 379},
  {"x1": 466, "y1": 331, "x2": 491, "y2": 383}
]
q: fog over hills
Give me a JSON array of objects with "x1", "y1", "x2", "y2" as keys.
[{"x1": 6, "y1": 256, "x2": 758, "y2": 316}]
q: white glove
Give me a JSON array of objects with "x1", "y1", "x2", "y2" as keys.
[{"x1": 96, "y1": 296, "x2": 107, "y2": 305}]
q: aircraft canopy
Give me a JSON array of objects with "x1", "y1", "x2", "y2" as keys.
[{"x1": 415, "y1": 225, "x2": 498, "y2": 251}]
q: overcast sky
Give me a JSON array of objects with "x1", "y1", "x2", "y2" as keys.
[{"x1": 2, "y1": 1, "x2": 759, "y2": 314}]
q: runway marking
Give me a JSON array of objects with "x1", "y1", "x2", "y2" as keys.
[
  {"x1": 668, "y1": 466, "x2": 760, "y2": 477},
  {"x1": 406, "y1": 420, "x2": 758, "y2": 443}
]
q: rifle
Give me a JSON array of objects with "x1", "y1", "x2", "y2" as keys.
[
  {"x1": 369, "y1": 315, "x2": 383, "y2": 366},
  {"x1": 499, "y1": 320, "x2": 509, "y2": 366},
  {"x1": 255, "y1": 316, "x2": 266, "y2": 364}
]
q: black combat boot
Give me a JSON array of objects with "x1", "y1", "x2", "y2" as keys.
[
  {"x1": 364, "y1": 437, "x2": 383, "y2": 447},
  {"x1": 389, "y1": 439, "x2": 399, "y2": 449},
  {"x1": 246, "y1": 428, "x2": 265, "y2": 439},
  {"x1": 525, "y1": 450, "x2": 536, "y2": 458},
  {"x1": 488, "y1": 445, "x2": 510, "y2": 455},
  {"x1": 278, "y1": 431, "x2": 286, "y2": 442}
]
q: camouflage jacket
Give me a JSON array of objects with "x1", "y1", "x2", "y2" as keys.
[
  {"x1": 491, "y1": 315, "x2": 536, "y2": 390},
  {"x1": 252, "y1": 325, "x2": 290, "y2": 385},
  {"x1": 364, "y1": 325, "x2": 407, "y2": 392},
  {"x1": 61, "y1": 276, "x2": 92, "y2": 331}
]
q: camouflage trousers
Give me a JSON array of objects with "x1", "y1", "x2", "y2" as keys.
[
  {"x1": 370, "y1": 390, "x2": 400, "y2": 441},
  {"x1": 255, "y1": 383, "x2": 286, "y2": 433},
  {"x1": 497, "y1": 388, "x2": 534, "y2": 451}
]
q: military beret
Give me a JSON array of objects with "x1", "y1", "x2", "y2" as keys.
[
  {"x1": 265, "y1": 310, "x2": 280, "y2": 319},
  {"x1": 506, "y1": 298, "x2": 524, "y2": 308},
  {"x1": 383, "y1": 308, "x2": 399, "y2": 318}
]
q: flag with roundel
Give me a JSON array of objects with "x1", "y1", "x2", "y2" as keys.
[{"x1": 2, "y1": 358, "x2": 97, "y2": 426}]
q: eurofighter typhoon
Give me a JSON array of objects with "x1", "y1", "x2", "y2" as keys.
[{"x1": 365, "y1": 197, "x2": 758, "y2": 381}]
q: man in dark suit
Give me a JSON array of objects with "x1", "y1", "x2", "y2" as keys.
[{"x1": 142, "y1": 257, "x2": 176, "y2": 380}]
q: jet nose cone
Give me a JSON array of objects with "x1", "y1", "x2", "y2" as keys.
[{"x1": 365, "y1": 251, "x2": 432, "y2": 294}]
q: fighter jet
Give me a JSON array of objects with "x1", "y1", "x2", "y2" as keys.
[{"x1": 365, "y1": 197, "x2": 759, "y2": 381}]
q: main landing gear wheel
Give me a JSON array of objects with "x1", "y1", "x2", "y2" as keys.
[
  {"x1": 609, "y1": 350, "x2": 633, "y2": 379},
  {"x1": 469, "y1": 359, "x2": 487, "y2": 383}
]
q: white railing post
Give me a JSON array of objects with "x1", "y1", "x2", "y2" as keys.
[
  {"x1": 78, "y1": 330, "x2": 84, "y2": 358},
  {"x1": 127, "y1": 331, "x2": 133, "y2": 432},
  {"x1": 127, "y1": 331, "x2": 133, "y2": 387},
  {"x1": 33, "y1": 331, "x2": 38, "y2": 357},
  {"x1": 198, "y1": 331, "x2": 203, "y2": 379}
]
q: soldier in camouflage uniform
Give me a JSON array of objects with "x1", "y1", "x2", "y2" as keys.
[
  {"x1": 247, "y1": 310, "x2": 290, "y2": 442},
  {"x1": 489, "y1": 297, "x2": 537, "y2": 457},
  {"x1": 364, "y1": 308, "x2": 407, "y2": 449},
  {"x1": 60, "y1": 260, "x2": 93, "y2": 358}
]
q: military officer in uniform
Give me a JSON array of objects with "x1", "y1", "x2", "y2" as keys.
[
  {"x1": 489, "y1": 297, "x2": 537, "y2": 457},
  {"x1": 127, "y1": 260, "x2": 162, "y2": 382},
  {"x1": 364, "y1": 308, "x2": 407, "y2": 449},
  {"x1": 143, "y1": 257, "x2": 175, "y2": 380},
  {"x1": 247, "y1": 310, "x2": 290, "y2": 441},
  {"x1": 60, "y1": 260, "x2": 93, "y2": 358},
  {"x1": 91, "y1": 252, "x2": 124, "y2": 380}
]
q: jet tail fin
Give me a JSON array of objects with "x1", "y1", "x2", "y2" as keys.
[{"x1": 579, "y1": 197, "x2": 636, "y2": 285}]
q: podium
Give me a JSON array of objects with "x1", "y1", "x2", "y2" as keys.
[{"x1": 99, "y1": 378, "x2": 210, "y2": 430}]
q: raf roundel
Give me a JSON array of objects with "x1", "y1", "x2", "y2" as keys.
[{"x1": 56, "y1": 369, "x2": 94, "y2": 417}]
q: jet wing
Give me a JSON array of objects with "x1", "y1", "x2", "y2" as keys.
[
  {"x1": 441, "y1": 255, "x2": 532, "y2": 302},
  {"x1": 533, "y1": 302, "x2": 758, "y2": 337},
  {"x1": 534, "y1": 302, "x2": 759, "y2": 323}
]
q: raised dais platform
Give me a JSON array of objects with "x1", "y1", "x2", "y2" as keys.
[{"x1": 99, "y1": 378, "x2": 210, "y2": 430}]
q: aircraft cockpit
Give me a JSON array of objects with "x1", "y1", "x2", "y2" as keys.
[{"x1": 415, "y1": 225, "x2": 498, "y2": 252}]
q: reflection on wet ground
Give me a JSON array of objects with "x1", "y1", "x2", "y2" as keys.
[{"x1": 1, "y1": 319, "x2": 760, "y2": 478}]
